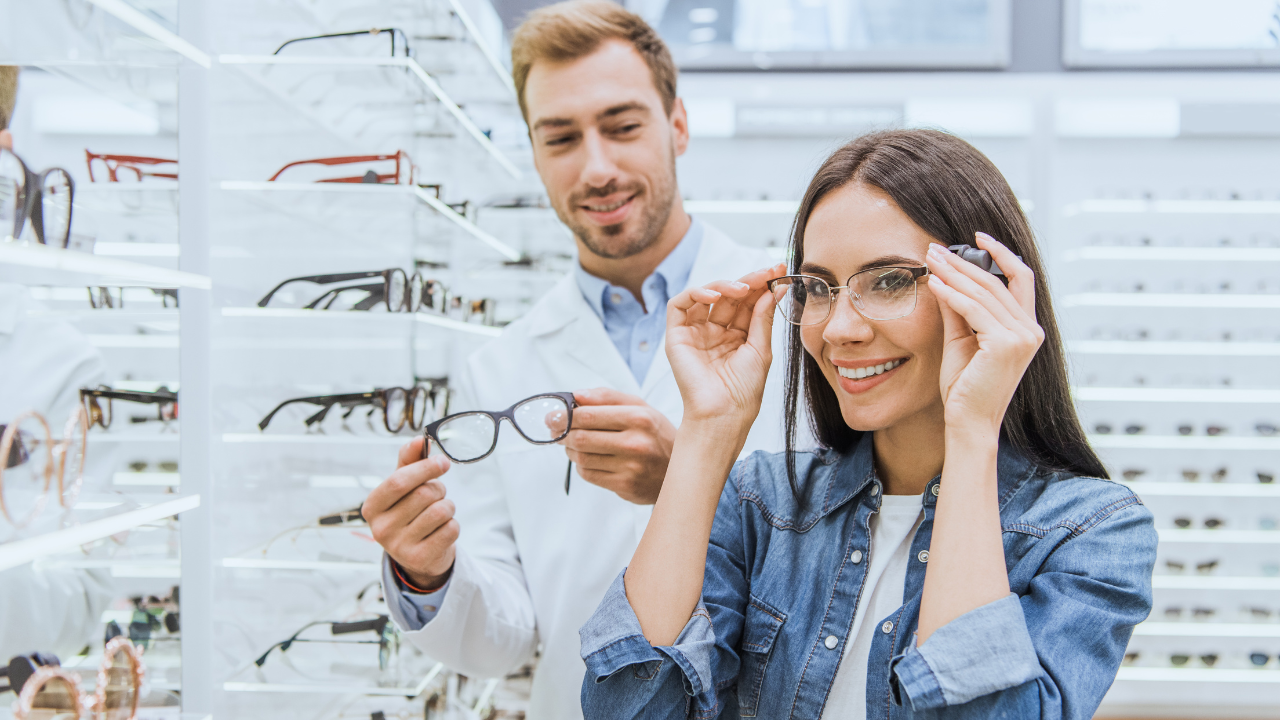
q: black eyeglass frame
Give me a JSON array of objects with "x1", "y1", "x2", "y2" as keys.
[
  {"x1": 767, "y1": 265, "x2": 931, "y2": 326},
  {"x1": 2, "y1": 148, "x2": 75, "y2": 248},
  {"x1": 422, "y1": 392, "x2": 578, "y2": 493},
  {"x1": 257, "y1": 270, "x2": 409, "y2": 312},
  {"x1": 257, "y1": 387, "x2": 433, "y2": 433},
  {"x1": 274, "y1": 27, "x2": 412, "y2": 57},
  {"x1": 80, "y1": 386, "x2": 178, "y2": 430},
  {"x1": 254, "y1": 615, "x2": 397, "y2": 671}
]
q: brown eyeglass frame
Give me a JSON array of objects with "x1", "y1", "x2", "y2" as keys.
[
  {"x1": 13, "y1": 637, "x2": 145, "y2": 720},
  {"x1": 0, "y1": 408, "x2": 88, "y2": 529},
  {"x1": 85, "y1": 150, "x2": 178, "y2": 182},
  {"x1": 267, "y1": 150, "x2": 414, "y2": 185}
]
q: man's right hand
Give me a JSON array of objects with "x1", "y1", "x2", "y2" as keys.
[{"x1": 364, "y1": 436, "x2": 457, "y2": 590}]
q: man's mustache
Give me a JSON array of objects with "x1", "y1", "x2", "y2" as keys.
[{"x1": 570, "y1": 182, "x2": 643, "y2": 203}]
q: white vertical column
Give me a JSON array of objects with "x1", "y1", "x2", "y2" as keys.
[{"x1": 178, "y1": 0, "x2": 213, "y2": 713}]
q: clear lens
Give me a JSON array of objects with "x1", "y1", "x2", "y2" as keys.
[
  {"x1": 57, "y1": 407, "x2": 88, "y2": 507},
  {"x1": 850, "y1": 267, "x2": 920, "y2": 320},
  {"x1": 26, "y1": 674, "x2": 78, "y2": 719},
  {"x1": 383, "y1": 388, "x2": 407, "y2": 433},
  {"x1": 101, "y1": 646, "x2": 139, "y2": 720},
  {"x1": 772, "y1": 276, "x2": 833, "y2": 326},
  {"x1": 434, "y1": 413, "x2": 497, "y2": 461},
  {"x1": 0, "y1": 148, "x2": 28, "y2": 241},
  {"x1": 40, "y1": 170, "x2": 73, "y2": 248},
  {"x1": 512, "y1": 396, "x2": 570, "y2": 443},
  {"x1": 407, "y1": 386, "x2": 428, "y2": 430},
  {"x1": 0, "y1": 413, "x2": 53, "y2": 528},
  {"x1": 408, "y1": 272, "x2": 424, "y2": 312},
  {"x1": 422, "y1": 280, "x2": 446, "y2": 312},
  {"x1": 386, "y1": 269, "x2": 407, "y2": 311}
]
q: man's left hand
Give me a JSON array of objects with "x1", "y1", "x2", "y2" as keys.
[{"x1": 561, "y1": 387, "x2": 676, "y2": 504}]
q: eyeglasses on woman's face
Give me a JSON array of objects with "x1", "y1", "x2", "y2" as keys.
[{"x1": 767, "y1": 265, "x2": 931, "y2": 326}]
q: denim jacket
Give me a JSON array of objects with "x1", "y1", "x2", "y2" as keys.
[{"x1": 579, "y1": 433, "x2": 1157, "y2": 719}]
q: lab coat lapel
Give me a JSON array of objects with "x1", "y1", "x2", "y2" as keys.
[{"x1": 529, "y1": 275, "x2": 640, "y2": 397}]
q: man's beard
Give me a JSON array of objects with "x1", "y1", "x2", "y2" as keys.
[{"x1": 559, "y1": 155, "x2": 678, "y2": 261}]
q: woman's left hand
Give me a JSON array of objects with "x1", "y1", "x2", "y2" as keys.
[{"x1": 925, "y1": 233, "x2": 1044, "y2": 435}]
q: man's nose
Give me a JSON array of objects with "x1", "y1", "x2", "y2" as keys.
[
  {"x1": 822, "y1": 292, "x2": 875, "y2": 346},
  {"x1": 580, "y1": 129, "x2": 620, "y2": 189}
]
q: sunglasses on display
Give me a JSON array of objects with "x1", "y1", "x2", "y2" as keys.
[
  {"x1": 88, "y1": 287, "x2": 179, "y2": 310},
  {"x1": 268, "y1": 150, "x2": 415, "y2": 185},
  {"x1": 84, "y1": 150, "x2": 178, "y2": 183},
  {"x1": 0, "y1": 408, "x2": 89, "y2": 529},
  {"x1": 0, "y1": 148, "x2": 74, "y2": 248},
  {"x1": 1163, "y1": 606, "x2": 1216, "y2": 620},
  {"x1": 274, "y1": 27, "x2": 412, "y2": 58},
  {"x1": 1170, "y1": 653, "x2": 1218, "y2": 668},
  {"x1": 126, "y1": 460, "x2": 179, "y2": 473},
  {"x1": 1173, "y1": 517, "x2": 1225, "y2": 529},
  {"x1": 422, "y1": 392, "x2": 577, "y2": 494},
  {"x1": 105, "y1": 588, "x2": 180, "y2": 651},
  {"x1": 1180, "y1": 468, "x2": 1229, "y2": 483},
  {"x1": 80, "y1": 386, "x2": 179, "y2": 430},
  {"x1": 1165, "y1": 559, "x2": 1219, "y2": 574},
  {"x1": 258, "y1": 384, "x2": 448, "y2": 433},
  {"x1": 254, "y1": 615, "x2": 399, "y2": 672},
  {"x1": 5, "y1": 638, "x2": 145, "y2": 720}
]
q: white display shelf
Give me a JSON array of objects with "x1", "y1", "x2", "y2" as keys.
[
  {"x1": 88, "y1": 433, "x2": 181, "y2": 444},
  {"x1": 220, "y1": 307, "x2": 503, "y2": 337},
  {"x1": 1116, "y1": 667, "x2": 1280, "y2": 683},
  {"x1": 0, "y1": 241, "x2": 210, "y2": 289},
  {"x1": 1157, "y1": 529, "x2": 1280, "y2": 544},
  {"x1": 1063, "y1": 293, "x2": 1280, "y2": 309},
  {"x1": 89, "y1": 334, "x2": 181, "y2": 349},
  {"x1": 0, "y1": 495, "x2": 199, "y2": 572},
  {"x1": 1069, "y1": 341, "x2": 1280, "y2": 357},
  {"x1": 221, "y1": 557, "x2": 379, "y2": 572},
  {"x1": 217, "y1": 181, "x2": 521, "y2": 261},
  {"x1": 221, "y1": 433, "x2": 410, "y2": 445},
  {"x1": 114, "y1": 471, "x2": 181, "y2": 487},
  {"x1": 1152, "y1": 576, "x2": 1280, "y2": 591},
  {"x1": 217, "y1": 56, "x2": 520, "y2": 179},
  {"x1": 85, "y1": 0, "x2": 210, "y2": 67},
  {"x1": 1134, "y1": 622, "x2": 1280, "y2": 638},
  {"x1": 50, "y1": 558, "x2": 182, "y2": 578},
  {"x1": 1065, "y1": 247, "x2": 1280, "y2": 263},
  {"x1": 1075, "y1": 388, "x2": 1280, "y2": 404},
  {"x1": 1124, "y1": 482, "x2": 1280, "y2": 498},
  {"x1": 1064, "y1": 199, "x2": 1280, "y2": 217},
  {"x1": 223, "y1": 661, "x2": 444, "y2": 697},
  {"x1": 1089, "y1": 435, "x2": 1280, "y2": 451},
  {"x1": 94, "y1": 243, "x2": 181, "y2": 258}
]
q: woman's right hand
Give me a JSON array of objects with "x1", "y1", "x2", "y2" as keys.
[{"x1": 665, "y1": 263, "x2": 786, "y2": 426}]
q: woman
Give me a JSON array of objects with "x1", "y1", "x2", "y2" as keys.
[{"x1": 578, "y1": 129, "x2": 1157, "y2": 719}]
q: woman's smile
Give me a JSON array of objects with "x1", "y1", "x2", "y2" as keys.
[{"x1": 831, "y1": 357, "x2": 908, "y2": 394}]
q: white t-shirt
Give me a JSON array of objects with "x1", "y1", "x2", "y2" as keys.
[{"x1": 821, "y1": 493, "x2": 924, "y2": 719}]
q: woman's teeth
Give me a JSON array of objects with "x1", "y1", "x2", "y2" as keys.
[{"x1": 837, "y1": 359, "x2": 903, "y2": 380}]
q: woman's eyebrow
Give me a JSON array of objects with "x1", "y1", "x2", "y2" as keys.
[
  {"x1": 858, "y1": 255, "x2": 922, "y2": 272},
  {"x1": 798, "y1": 262, "x2": 836, "y2": 278}
]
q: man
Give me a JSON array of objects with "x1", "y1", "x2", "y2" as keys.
[{"x1": 363, "y1": 4, "x2": 789, "y2": 717}]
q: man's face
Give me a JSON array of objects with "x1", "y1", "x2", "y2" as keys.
[{"x1": 523, "y1": 39, "x2": 688, "y2": 259}]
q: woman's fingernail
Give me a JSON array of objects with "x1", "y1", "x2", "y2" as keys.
[
  {"x1": 730, "y1": 281, "x2": 749, "y2": 291},
  {"x1": 975, "y1": 232, "x2": 994, "y2": 243},
  {"x1": 927, "y1": 244, "x2": 944, "y2": 258}
]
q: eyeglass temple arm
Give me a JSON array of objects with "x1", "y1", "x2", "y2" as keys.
[
  {"x1": 565, "y1": 398, "x2": 580, "y2": 495},
  {"x1": 267, "y1": 152, "x2": 408, "y2": 181},
  {"x1": 272, "y1": 28, "x2": 406, "y2": 56},
  {"x1": 258, "y1": 272, "x2": 383, "y2": 307}
]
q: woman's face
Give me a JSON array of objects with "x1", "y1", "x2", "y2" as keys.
[{"x1": 799, "y1": 182, "x2": 946, "y2": 433}]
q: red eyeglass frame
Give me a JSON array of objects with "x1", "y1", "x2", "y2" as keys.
[
  {"x1": 85, "y1": 150, "x2": 178, "y2": 182},
  {"x1": 267, "y1": 150, "x2": 415, "y2": 185}
]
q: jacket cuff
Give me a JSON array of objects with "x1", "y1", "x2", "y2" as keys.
[
  {"x1": 891, "y1": 593, "x2": 1041, "y2": 710},
  {"x1": 579, "y1": 570, "x2": 717, "y2": 701},
  {"x1": 382, "y1": 554, "x2": 451, "y2": 630}
]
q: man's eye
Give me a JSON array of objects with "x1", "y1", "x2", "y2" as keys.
[
  {"x1": 614, "y1": 123, "x2": 641, "y2": 134},
  {"x1": 545, "y1": 135, "x2": 574, "y2": 147}
]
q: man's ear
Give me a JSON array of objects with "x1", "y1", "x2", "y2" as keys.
[
  {"x1": 670, "y1": 97, "x2": 689, "y2": 157},
  {"x1": 0, "y1": 130, "x2": 11, "y2": 151}
]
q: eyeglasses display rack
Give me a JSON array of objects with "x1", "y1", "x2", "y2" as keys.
[{"x1": 0, "y1": 1, "x2": 206, "y2": 718}]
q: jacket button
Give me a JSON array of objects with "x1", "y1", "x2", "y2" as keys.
[
  {"x1": 918, "y1": 550, "x2": 929, "y2": 563},
  {"x1": 882, "y1": 621, "x2": 894, "y2": 634},
  {"x1": 931, "y1": 484, "x2": 940, "y2": 497},
  {"x1": 850, "y1": 550, "x2": 863, "y2": 564},
  {"x1": 824, "y1": 635, "x2": 838, "y2": 650},
  {"x1": 870, "y1": 484, "x2": 880, "y2": 496}
]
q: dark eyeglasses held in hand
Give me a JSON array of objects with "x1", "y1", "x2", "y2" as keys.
[
  {"x1": 1, "y1": 148, "x2": 74, "y2": 248},
  {"x1": 423, "y1": 392, "x2": 577, "y2": 494},
  {"x1": 85, "y1": 150, "x2": 178, "y2": 183},
  {"x1": 258, "y1": 384, "x2": 448, "y2": 433},
  {"x1": 80, "y1": 386, "x2": 178, "y2": 430},
  {"x1": 254, "y1": 615, "x2": 398, "y2": 672}
]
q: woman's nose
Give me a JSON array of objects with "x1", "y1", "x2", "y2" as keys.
[{"x1": 822, "y1": 293, "x2": 875, "y2": 346}]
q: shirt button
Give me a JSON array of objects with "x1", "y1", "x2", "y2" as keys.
[
  {"x1": 931, "y1": 484, "x2": 940, "y2": 497},
  {"x1": 918, "y1": 550, "x2": 929, "y2": 563},
  {"x1": 638, "y1": 341, "x2": 650, "y2": 352},
  {"x1": 881, "y1": 621, "x2": 894, "y2": 634},
  {"x1": 870, "y1": 485, "x2": 880, "y2": 496},
  {"x1": 824, "y1": 635, "x2": 838, "y2": 650},
  {"x1": 850, "y1": 550, "x2": 863, "y2": 564},
  {"x1": 610, "y1": 293, "x2": 622, "y2": 304}
]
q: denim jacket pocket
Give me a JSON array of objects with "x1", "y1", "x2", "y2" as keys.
[{"x1": 738, "y1": 595, "x2": 787, "y2": 717}]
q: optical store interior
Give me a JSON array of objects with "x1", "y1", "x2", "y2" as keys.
[{"x1": 2, "y1": 0, "x2": 1280, "y2": 718}]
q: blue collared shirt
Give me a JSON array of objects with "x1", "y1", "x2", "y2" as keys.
[
  {"x1": 384, "y1": 218, "x2": 705, "y2": 628},
  {"x1": 574, "y1": 218, "x2": 703, "y2": 384}
]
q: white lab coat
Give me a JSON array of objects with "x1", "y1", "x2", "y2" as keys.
[
  {"x1": 0, "y1": 283, "x2": 115, "y2": 659},
  {"x1": 386, "y1": 225, "x2": 794, "y2": 719}
]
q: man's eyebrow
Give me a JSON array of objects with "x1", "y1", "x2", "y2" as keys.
[
  {"x1": 598, "y1": 102, "x2": 649, "y2": 120},
  {"x1": 531, "y1": 117, "x2": 575, "y2": 132}
]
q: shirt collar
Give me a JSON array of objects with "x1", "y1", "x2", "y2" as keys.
[{"x1": 574, "y1": 217, "x2": 705, "y2": 320}]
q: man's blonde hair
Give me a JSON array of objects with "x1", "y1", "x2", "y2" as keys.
[
  {"x1": 510, "y1": 0, "x2": 677, "y2": 122},
  {"x1": 0, "y1": 66, "x2": 18, "y2": 131}
]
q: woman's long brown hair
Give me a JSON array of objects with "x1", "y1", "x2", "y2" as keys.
[{"x1": 783, "y1": 129, "x2": 1106, "y2": 496}]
